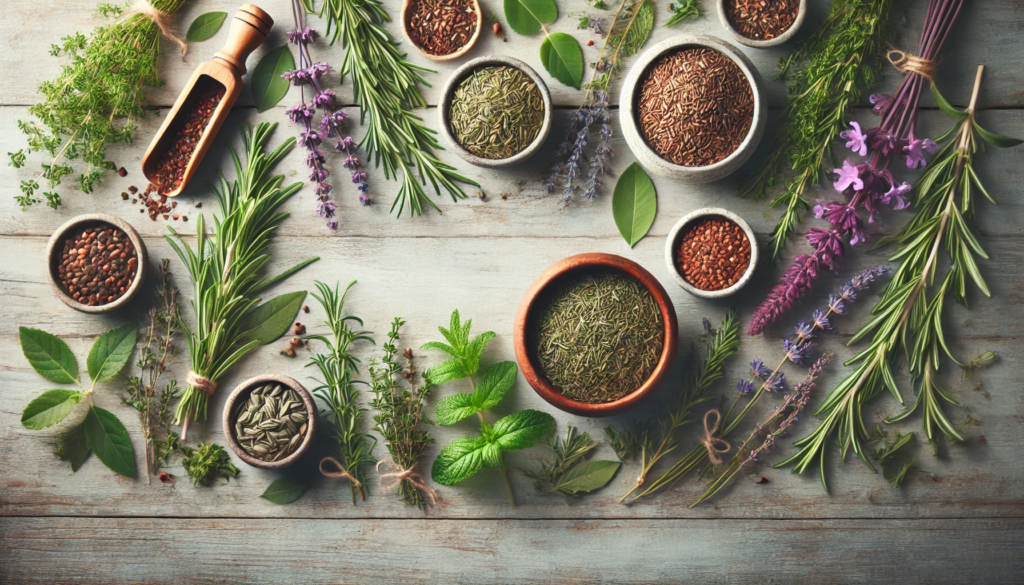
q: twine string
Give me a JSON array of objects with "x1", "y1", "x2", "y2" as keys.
[
  {"x1": 123, "y1": 1, "x2": 189, "y2": 57},
  {"x1": 377, "y1": 460, "x2": 439, "y2": 506},
  {"x1": 887, "y1": 50, "x2": 938, "y2": 83},
  {"x1": 319, "y1": 457, "x2": 363, "y2": 488},
  {"x1": 700, "y1": 409, "x2": 732, "y2": 466},
  {"x1": 185, "y1": 371, "x2": 217, "y2": 395}
]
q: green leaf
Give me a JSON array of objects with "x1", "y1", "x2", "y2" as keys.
[
  {"x1": 260, "y1": 477, "x2": 310, "y2": 504},
  {"x1": 492, "y1": 409, "x2": 556, "y2": 451},
  {"x1": 930, "y1": 83, "x2": 967, "y2": 119},
  {"x1": 84, "y1": 406, "x2": 137, "y2": 478},
  {"x1": 423, "y1": 358, "x2": 474, "y2": 386},
  {"x1": 550, "y1": 460, "x2": 620, "y2": 494},
  {"x1": 237, "y1": 291, "x2": 307, "y2": 346},
  {"x1": 55, "y1": 422, "x2": 92, "y2": 471},
  {"x1": 473, "y1": 361, "x2": 518, "y2": 410},
  {"x1": 973, "y1": 122, "x2": 1024, "y2": 148},
  {"x1": 434, "y1": 393, "x2": 479, "y2": 425},
  {"x1": 503, "y1": 0, "x2": 557, "y2": 35},
  {"x1": 186, "y1": 12, "x2": 228, "y2": 42},
  {"x1": 87, "y1": 324, "x2": 137, "y2": 383},
  {"x1": 612, "y1": 162, "x2": 657, "y2": 247},
  {"x1": 540, "y1": 33, "x2": 584, "y2": 89},
  {"x1": 432, "y1": 437, "x2": 488, "y2": 485},
  {"x1": 22, "y1": 389, "x2": 81, "y2": 429},
  {"x1": 19, "y1": 327, "x2": 78, "y2": 384},
  {"x1": 251, "y1": 45, "x2": 295, "y2": 113}
]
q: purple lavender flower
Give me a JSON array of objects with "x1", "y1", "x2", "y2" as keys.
[
  {"x1": 547, "y1": 90, "x2": 611, "y2": 203},
  {"x1": 827, "y1": 294, "x2": 846, "y2": 315},
  {"x1": 811, "y1": 309, "x2": 832, "y2": 331},
  {"x1": 869, "y1": 93, "x2": 892, "y2": 114},
  {"x1": 737, "y1": 380, "x2": 754, "y2": 395},
  {"x1": 783, "y1": 338, "x2": 815, "y2": 365},
  {"x1": 904, "y1": 137, "x2": 938, "y2": 169},
  {"x1": 840, "y1": 121, "x2": 868, "y2": 156},
  {"x1": 794, "y1": 320, "x2": 815, "y2": 341},
  {"x1": 833, "y1": 160, "x2": 864, "y2": 192},
  {"x1": 703, "y1": 318, "x2": 713, "y2": 336}
]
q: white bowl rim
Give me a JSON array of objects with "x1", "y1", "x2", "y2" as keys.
[{"x1": 664, "y1": 206, "x2": 760, "y2": 299}]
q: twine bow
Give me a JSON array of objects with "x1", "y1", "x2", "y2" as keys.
[
  {"x1": 186, "y1": 371, "x2": 217, "y2": 395},
  {"x1": 377, "y1": 460, "x2": 439, "y2": 506},
  {"x1": 319, "y1": 457, "x2": 363, "y2": 489},
  {"x1": 700, "y1": 409, "x2": 732, "y2": 465},
  {"x1": 887, "y1": 50, "x2": 937, "y2": 83},
  {"x1": 122, "y1": 1, "x2": 188, "y2": 57}
]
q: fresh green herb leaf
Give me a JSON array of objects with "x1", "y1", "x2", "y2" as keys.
[
  {"x1": 930, "y1": 83, "x2": 966, "y2": 119},
  {"x1": 503, "y1": 0, "x2": 558, "y2": 35},
  {"x1": 540, "y1": 33, "x2": 585, "y2": 89},
  {"x1": 432, "y1": 436, "x2": 488, "y2": 485},
  {"x1": 665, "y1": 0, "x2": 701, "y2": 27},
  {"x1": 237, "y1": 291, "x2": 308, "y2": 346},
  {"x1": 493, "y1": 409, "x2": 556, "y2": 451},
  {"x1": 187, "y1": 11, "x2": 228, "y2": 42},
  {"x1": 434, "y1": 392, "x2": 478, "y2": 426},
  {"x1": 261, "y1": 477, "x2": 310, "y2": 504},
  {"x1": 973, "y1": 122, "x2": 1024, "y2": 148},
  {"x1": 548, "y1": 460, "x2": 620, "y2": 494},
  {"x1": 612, "y1": 162, "x2": 657, "y2": 247},
  {"x1": 87, "y1": 323, "x2": 137, "y2": 383},
  {"x1": 22, "y1": 389, "x2": 82, "y2": 429},
  {"x1": 84, "y1": 405, "x2": 137, "y2": 478},
  {"x1": 54, "y1": 421, "x2": 92, "y2": 471},
  {"x1": 180, "y1": 442, "x2": 239, "y2": 486},
  {"x1": 472, "y1": 361, "x2": 518, "y2": 411},
  {"x1": 19, "y1": 327, "x2": 79, "y2": 384},
  {"x1": 422, "y1": 310, "x2": 494, "y2": 384},
  {"x1": 251, "y1": 45, "x2": 295, "y2": 113}
]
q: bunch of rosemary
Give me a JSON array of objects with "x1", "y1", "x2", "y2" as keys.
[
  {"x1": 306, "y1": 0, "x2": 477, "y2": 216},
  {"x1": 740, "y1": 0, "x2": 899, "y2": 259},
  {"x1": 167, "y1": 123, "x2": 318, "y2": 436},
  {"x1": 11, "y1": 0, "x2": 188, "y2": 209},
  {"x1": 307, "y1": 281, "x2": 376, "y2": 503},
  {"x1": 778, "y1": 68, "x2": 1021, "y2": 489}
]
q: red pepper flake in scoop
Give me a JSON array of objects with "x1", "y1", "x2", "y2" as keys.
[{"x1": 148, "y1": 79, "x2": 225, "y2": 195}]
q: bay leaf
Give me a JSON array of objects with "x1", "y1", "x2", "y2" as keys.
[
  {"x1": 251, "y1": 45, "x2": 295, "y2": 113},
  {"x1": 551, "y1": 460, "x2": 620, "y2": 495},
  {"x1": 19, "y1": 327, "x2": 79, "y2": 384},
  {"x1": 237, "y1": 291, "x2": 307, "y2": 346},
  {"x1": 540, "y1": 33, "x2": 584, "y2": 89},
  {"x1": 187, "y1": 12, "x2": 228, "y2": 42},
  {"x1": 87, "y1": 323, "x2": 137, "y2": 383},
  {"x1": 261, "y1": 477, "x2": 310, "y2": 504},
  {"x1": 612, "y1": 162, "x2": 657, "y2": 247},
  {"x1": 22, "y1": 389, "x2": 81, "y2": 429},
  {"x1": 503, "y1": 0, "x2": 557, "y2": 36},
  {"x1": 84, "y1": 406, "x2": 137, "y2": 478}
]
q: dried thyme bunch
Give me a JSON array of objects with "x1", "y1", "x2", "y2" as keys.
[
  {"x1": 180, "y1": 441, "x2": 239, "y2": 487},
  {"x1": 10, "y1": 0, "x2": 189, "y2": 209},
  {"x1": 370, "y1": 319, "x2": 434, "y2": 509}
]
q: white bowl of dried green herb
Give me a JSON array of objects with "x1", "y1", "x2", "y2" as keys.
[
  {"x1": 620, "y1": 35, "x2": 767, "y2": 183},
  {"x1": 439, "y1": 56, "x2": 552, "y2": 168},
  {"x1": 223, "y1": 374, "x2": 318, "y2": 470}
]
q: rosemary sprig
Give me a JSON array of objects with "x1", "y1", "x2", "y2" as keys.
[
  {"x1": 307, "y1": 281, "x2": 376, "y2": 503},
  {"x1": 777, "y1": 67, "x2": 1021, "y2": 490},
  {"x1": 307, "y1": 0, "x2": 478, "y2": 216},
  {"x1": 739, "y1": 0, "x2": 898, "y2": 259}
]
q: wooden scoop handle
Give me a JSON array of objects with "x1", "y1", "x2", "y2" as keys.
[{"x1": 214, "y1": 4, "x2": 274, "y2": 77}]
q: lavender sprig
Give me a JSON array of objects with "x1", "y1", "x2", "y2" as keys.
[{"x1": 285, "y1": 0, "x2": 367, "y2": 230}]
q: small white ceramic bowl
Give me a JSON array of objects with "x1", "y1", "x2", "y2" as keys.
[
  {"x1": 438, "y1": 56, "x2": 552, "y2": 169},
  {"x1": 717, "y1": 0, "x2": 806, "y2": 48},
  {"x1": 401, "y1": 0, "x2": 482, "y2": 61},
  {"x1": 620, "y1": 35, "x2": 767, "y2": 183},
  {"x1": 665, "y1": 207, "x2": 758, "y2": 299}
]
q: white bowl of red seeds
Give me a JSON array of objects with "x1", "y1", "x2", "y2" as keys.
[{"x1": 666, "y1": 207, "x2": 758, "y2": 299}]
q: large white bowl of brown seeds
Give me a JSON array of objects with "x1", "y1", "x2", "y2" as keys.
[{"x1": 223, "y1": 374, "x2": 318, "y2": 469}]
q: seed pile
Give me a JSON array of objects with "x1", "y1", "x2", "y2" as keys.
[
  {"x1": 637, "y1": 47, "x2": 754, "y2": 167},
  {"x1": 407, "y1": 0, "x2": 478, "y2": 56},
  {"x1": 149, "y1": 79, "x2": 224, "y2": 195},
  {"x1": 449, "y1": 66, "x2": 545, "y2": 160},
  {"x1": 726, "y1": 0, "x2": 798, "y2": 41},
  {"x1": 232, "y1": 384, "x2": 309, "y2": 462},
  {"x1": 676, "y1": 217, "x2": 751, "y2": 291},
  {"x1": 56, "y1": 224, "x2": 139, "y2": 306},
  {"x1": 533, "y1": 271, "x2": 664, "y2": 404}
]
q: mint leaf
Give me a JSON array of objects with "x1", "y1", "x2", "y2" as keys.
[
  {"x1": 434, "y1": 392, "x2": 479, "y2": 425},
  {"x1": 84, "y1": 406, "x2": 137, "y2": 478},
  {"x1": 432, "y1": 437, "x2": 487, "y2": 485},
  {"x1": 237, "y1": 291, "x2": 307, "y2": 346},
  {"x1": 22, "y1": 389, "x2": 81, "y2": 429},
  {"x1": 87, "y1": 323, "x2": 137, "y2": 383},
  {"x1": 423, "y1": 310, "x2": 495, "y2": 380},
  {"x1": 261, "y1": 477, "x2": 310, "y2": 504},
  {"x1": 19, "y1": 327, "x2": 78, "y2": 384},
  {"x1": 423, "y1": 358, "x2": 474, "y2": 386},
  {"x1": 473, "y1": 361, "x2": 518, "y2": 410},
  {"x1": 187, "y1": 11, "x2": 228, "y2": 42},
  {"x1": 492, "y1": 409, "x2": 556, "y2": 452}
]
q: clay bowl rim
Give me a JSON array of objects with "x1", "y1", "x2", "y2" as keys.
[
  {"x1": 513, "y1": 253, "x2": 679, "y2": 417},
  {"x1": 400, "y1": 0, "x2": 483, "y2": 62},
  {"x1": 438, "y1": 56, "x2": 553, "y2": 168},
  {"x1": 45, "y1": 212, "x2": 149, "y2": 314},
  {"x1": 222, "y1": 374, "x2": 319, "y2": 470},
  {"x1": 664, "y1": 207, "x2": 760, "y2": 299},
  {"x1": 716, "y1": 0, "x2": 807, "y2": 48}
]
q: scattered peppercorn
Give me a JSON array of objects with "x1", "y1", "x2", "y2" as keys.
[
  {"x1": 294, "y1": 322, "x2": 306, "y2": 335},
  {"x1": 148, "y1": 79, "x2": 224, "y2": 194},
  {"x1": 587, "y1": 39, "x2": 595, "y2": 46},
  {"x1": 675, "y1": 217, "x2": 751, "y2": 291},
  {"x1": 118, "y1": 167, "x2": 128, "y2": 177},
  {"x1": 302, "y1": 305, "x2": 310, "y2": 313},
  {"x1": 128, "y1": 185, "x2": 138, "y2": 194},
  {"x1": 121, "y1": 192, "x2": 129, "y2": 200},
  {"x1": 56, "y1": 224, "x2": 139, "y2": 306}
]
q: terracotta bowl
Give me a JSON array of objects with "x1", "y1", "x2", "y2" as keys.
[
  {"x1": 46, "y1": 213, "x2": 148, "y2": 314},
  {"x1": 513, "y1": 253, "x2": 679, "y2": 417},
  {"x1": 401, "y1": 0, "x2": 482, "y2": 62},
  {"x1": 717, "y1": 0, "x2": 806, "y2": 48},
  {"x1": 222, "y1": 374, "x2": 318, "y2": 470}
]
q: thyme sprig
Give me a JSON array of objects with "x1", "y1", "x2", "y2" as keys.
[
  {"x1": 777, "y1": 68, "x2": 1021, "y2": 490},
  {"x1": 307, "y1": 0, "x2": 478, "y2": 216}
]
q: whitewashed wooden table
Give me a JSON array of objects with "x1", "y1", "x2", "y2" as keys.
[{"x1": 2, "y1": 1, "x2": 1023, "y2": 583}]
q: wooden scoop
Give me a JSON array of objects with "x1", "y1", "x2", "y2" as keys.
[{"x1": 141, "y1": 4, "x2": 273, "y2": 197}]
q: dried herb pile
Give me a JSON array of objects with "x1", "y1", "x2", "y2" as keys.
[{"x1": 449, "y1": 66, "x2": 545, "y2": 160}]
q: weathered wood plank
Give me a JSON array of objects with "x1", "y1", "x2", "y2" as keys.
[{"x1": 2, "y1": 517, "x2": 1023, "y2": 584}]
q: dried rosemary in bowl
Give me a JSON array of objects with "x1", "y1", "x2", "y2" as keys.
[
  {"x1": 231, "y1": 384, "x2": 309, "y2": 462},
  {"x1": 532, "y1": 270, "x2": 664, "y2": 403},
  {"x1": 449, "y1": 66, "x2": 545, "y2": 160}
]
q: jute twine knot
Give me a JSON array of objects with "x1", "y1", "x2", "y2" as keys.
[
  {"x1": 123, "y1": 1, "x2": 188, "y2": 57},
  {"x1": 700, "y1": 409, "x2": 732, "y2": 466},
  {"x1": 887, "y1": 50, "x2": 937, "y2": 83},
  {"x1": 319, "y1": 457, "x2": 363, "y2": 488},
  {"x1": 186, "y1": 371, "x2": 218, "y2": 395},
  {"x1": 377, "y1": 460, "x2": 439, "y2": 506}
]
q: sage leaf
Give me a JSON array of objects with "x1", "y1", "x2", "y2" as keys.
[
  {"x1": 87, "y1": 323, "x2": 137, "y2": 383},
  {"x1": 973, "y1": 122, "x2": 1024, "y2": 148},
  {"x1": 22, "y1": 389, "x2": 81, "y2": 429},
  {"x1": 493, "y1": 409, "x2": 556, "y2": 452},
  {"x1": 550, "y1": 460, "x2": 620, "y2": 495},
  {"x1": 56, "y1": 422, "x2": 92, "y2": 471},
  {"x1": 19, "y1": 327, "x2": 78, "y2": 384},
  {"x1": 930, "y1": 84, "x2": 966, "y2": 119},
  {"x1": 472, "y1": 361, "x2": 518, "y2": 411},
  {"x1": 84, "y1": 406, "x2": 137, "y2": 478},
  {"x1": 432, "y1": 436, "x2": 487, "y2": 485},
  {"x1": 503, "y1": 0, "x2": 557, "y2": 36},
  {"x1": 612, "y1": 162, "x2": 657, "y2": 247},
  {"x1": 434, "y1": 392, "x2": 478, "y2": 426},
  {"x1": 540, "y1": 33, "x2": 584, "y2": 89},
  {"x1": 261, "y1": 477, "x2": 310, "y2": 504},
  {"x1": 251, "y1": 45, "x2": 295, "y2": 113},
  {"x1": 187, "y1": 11, "x2": 228, "y2": 42},
  {"x1": 237, "y1": 291, "x2": 307, "y2": 346}
]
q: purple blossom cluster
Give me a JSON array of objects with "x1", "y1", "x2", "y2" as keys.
[
  {"x1": 545, "y1": 90, "x2": 612, "y2": 203},
  {"x1": 285, "y1": 1, "x2": 367, "y2": 230}
]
